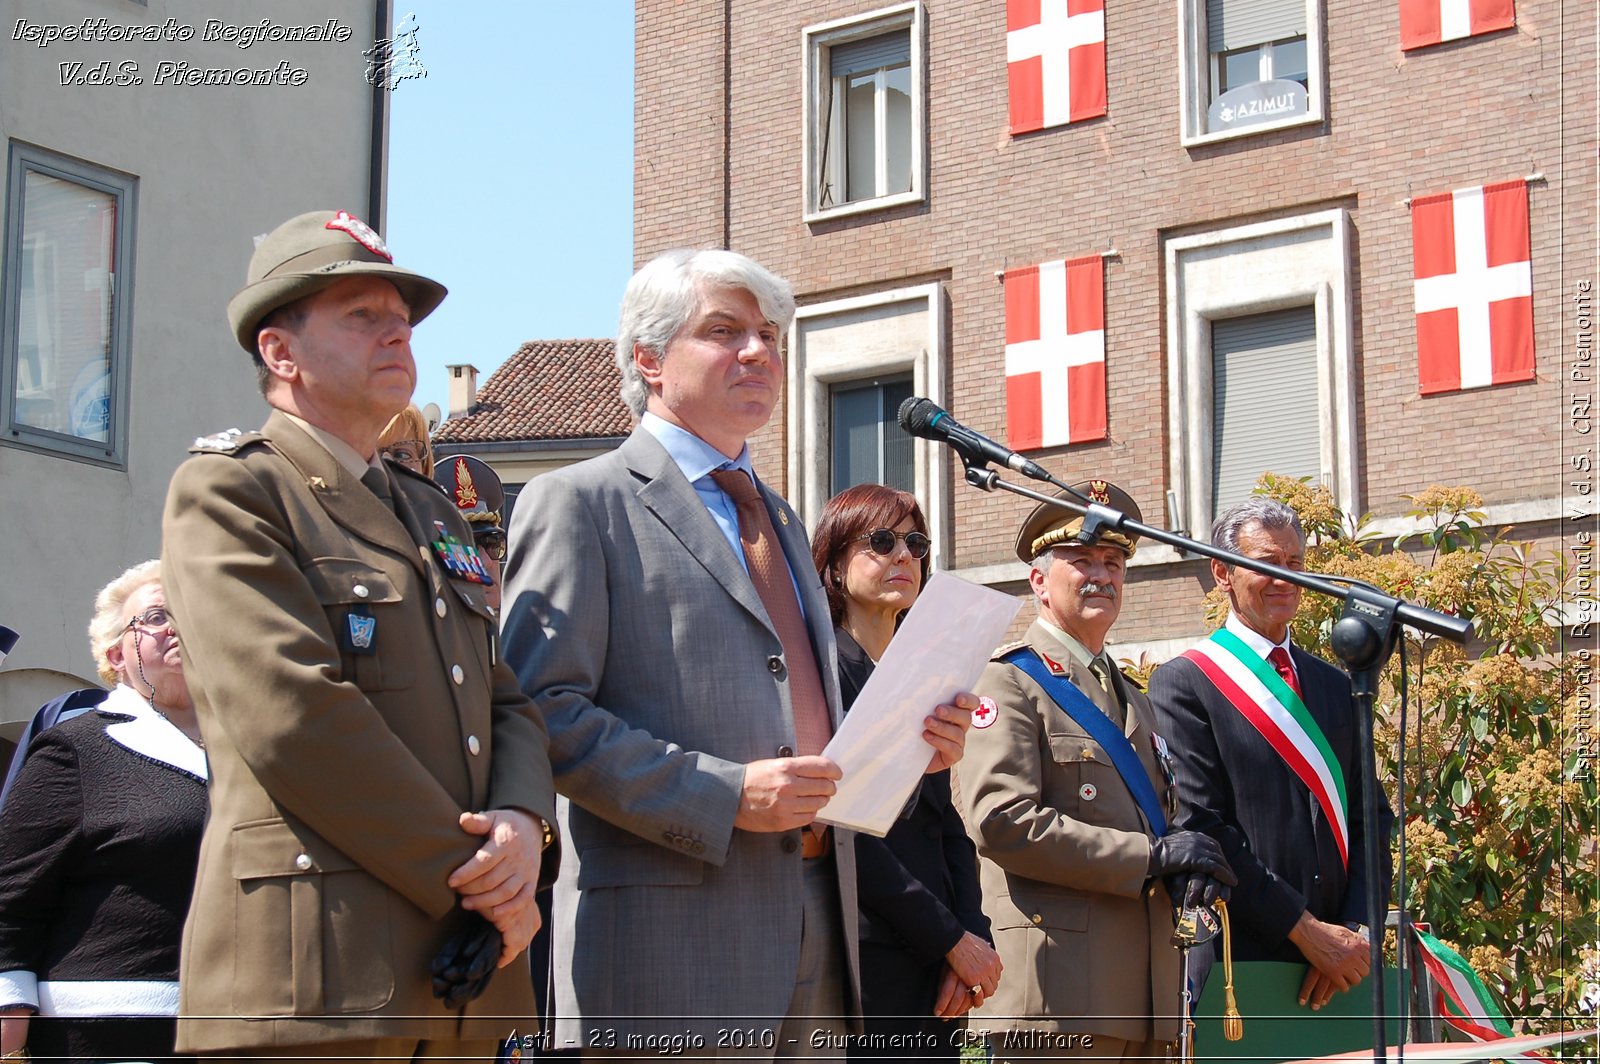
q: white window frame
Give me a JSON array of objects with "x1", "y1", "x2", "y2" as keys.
[
  {"x1": 786, "y1": 283, "x2": 950, "y2": 568},
  {"x1": 801, "y1": 3, "x2": 925, "y2": 223},
  {"x1": 1163, "y1": 210, "x2": 1357, "y2": 553},
  {"x1": 0, "y1": 143, "x2": 137, "y2": 467},
  {"x1": 1177, "y1": 0, "x2": 1325, "y2": 145}
]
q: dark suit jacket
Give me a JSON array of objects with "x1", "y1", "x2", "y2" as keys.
[
  {"x1": 1148, "y1": 640, "x2": 1394, "y2": 962},
  {"x1": 837, "y1": 628, "x2": 990, "y2": 972},
  {"x1": 0, "y1": 688, "x2": 108, "y2": 812}
]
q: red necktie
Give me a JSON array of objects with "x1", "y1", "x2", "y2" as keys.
[
  {"x1": 1268, "y1": 646, "x2": 1302, "y2": 698},
  {"x1": 709, "y1": 469, "x2": 833, "y2": 757}
]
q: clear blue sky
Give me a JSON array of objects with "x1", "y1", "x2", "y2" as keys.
[{"x1": 386, "y1": 3, "x2": 634, "y2": 421}]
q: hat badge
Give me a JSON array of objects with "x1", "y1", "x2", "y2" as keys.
[
  {"x1": 1088, "y1": 480, "x2": 1111, "y2": 504},
  {"x1": 453, "y1": 456, "x2": 479, "y2": 510},
  {"x1": 324, "y1": 211, "x2": 392, "y2": 262}
]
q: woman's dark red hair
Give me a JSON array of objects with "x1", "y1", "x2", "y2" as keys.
[{"x1": 811, "y1": 483, "x2": 931, "y2": 626}]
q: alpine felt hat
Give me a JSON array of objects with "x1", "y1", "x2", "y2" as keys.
[
  {"x1": 227, "y1": 210, "x2": 447, "y2": 353},
  {"x1": 1013, "y1": 480, "x2": 1144, "y2": 563}
]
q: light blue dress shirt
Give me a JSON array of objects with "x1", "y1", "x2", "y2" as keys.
[{"x1": 639, "y1": 411, "x2": 809, "y2": 618}]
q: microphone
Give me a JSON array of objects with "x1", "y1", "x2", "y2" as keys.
[{"x1": 897, "y1": 398, "x2": 1055, "y2": 482}]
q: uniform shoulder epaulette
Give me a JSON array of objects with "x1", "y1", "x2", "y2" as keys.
[
  {"x1": 188, "y1": 428, "x2": 266, "y2": 454},
  {"x1": 991, "y1": 639, "x2": 1028, "y2": 662}
]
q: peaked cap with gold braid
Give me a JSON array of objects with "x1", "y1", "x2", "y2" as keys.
[{"x1": 1013, "y1": 479, "x2": 1144, "y2": 563}]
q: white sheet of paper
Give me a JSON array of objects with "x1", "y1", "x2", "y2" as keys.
[{"x1": 816, "y1": 570, "x2": 1021, "y2": 836}]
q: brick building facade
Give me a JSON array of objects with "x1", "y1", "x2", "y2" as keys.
[{"x1": 633, "y1": 0, "x2": 1596, "y2": 652}]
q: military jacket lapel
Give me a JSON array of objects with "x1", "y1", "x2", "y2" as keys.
[{"x1": 264, "y1": 412, "x2": 426, "y2": 574}]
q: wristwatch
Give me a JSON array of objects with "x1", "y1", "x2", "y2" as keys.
[{"x1": 1346, "y1": 921, "x2": 1371, "y2": 941}]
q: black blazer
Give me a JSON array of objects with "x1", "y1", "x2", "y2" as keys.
[
  {"x1": 836, "y1": 627, "x2": 991, "y2": 964},
  {"x1": 1148, "y1": 642, "x2": 1394, "y2": 962}
]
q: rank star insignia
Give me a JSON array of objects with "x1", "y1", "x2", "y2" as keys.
[
  {"x1": 1088, "y1": 479, "x2": 1111, "y2": 504},
  {"x1": 972, "y1": 696, "x2": 999, "y2": 729},
  {"x1": 324, "y1": 210, "x2": 392, "y2": 261}
]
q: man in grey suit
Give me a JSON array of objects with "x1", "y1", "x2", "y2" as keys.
[{"x1": 501, "y1": 249, "x2": 974, "y2": 1058}]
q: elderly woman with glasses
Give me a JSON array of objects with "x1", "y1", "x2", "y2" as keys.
[
  {"x1": 0, "y1": 561, "x2": 205, "y2": 1064},
  {"x1": 811, "y1": 484, "x2": 1001, "y2": 1060}
]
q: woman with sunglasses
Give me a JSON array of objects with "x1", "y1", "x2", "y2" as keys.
[
  {"x1": 0, "y1": 561, "x2": 205, "y2": 1063},
  {"x1": 812, "y1": 484, "x2": 1001, "y2": 1060}
]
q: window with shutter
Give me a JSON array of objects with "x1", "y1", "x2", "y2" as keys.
[{"x1": 1210, "y1": 308, "x2": 1320, "y2": 518}]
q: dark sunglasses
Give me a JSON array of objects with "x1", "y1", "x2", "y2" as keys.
[
  {"x1": 474, "y1": 529, "x2": 508, "y2": 562},
  {"x1": 855, "y1": 529, "x2": 931, "y2": 560}
]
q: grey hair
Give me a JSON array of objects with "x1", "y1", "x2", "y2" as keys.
[
  {"x1": 614, "y1": 248, "x2": 797, "y2": 415},
  {"x1": 87, "y1": 559, "x2": 162, "y2": 687},
  {"x1": 1211, "y1": 497, "x2": 1304, "y2": 556}
]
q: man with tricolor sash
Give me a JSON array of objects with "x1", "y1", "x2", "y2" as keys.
[
  {"x1": 1149, "y1": 498, "x2": 1393, "y2": 1013},
  {"x1": 956, "y1": 482, "x2": 1236, "y2": 1062}
]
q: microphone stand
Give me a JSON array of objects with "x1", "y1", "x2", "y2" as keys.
[{"x1": 959, "y1": 454, "x2": 1471, "y2": 1063}]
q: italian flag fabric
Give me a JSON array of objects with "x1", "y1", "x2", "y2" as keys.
[{"x1": 1412, "y1": 927, "x2": 1517, "y2": 1042}]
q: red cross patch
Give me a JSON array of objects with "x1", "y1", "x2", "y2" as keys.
[{"x1": 972, "y1": 696, "x2": 999, "y2": 729}]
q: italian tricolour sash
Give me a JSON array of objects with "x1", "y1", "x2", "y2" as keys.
[{"x1": 1181, "y1": 629, "x2": 1349, "y2": 867}]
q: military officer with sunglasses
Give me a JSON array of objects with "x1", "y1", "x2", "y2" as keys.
[{"x1": 954, "y1": 482, "x2": 1236, "y2": 1062}]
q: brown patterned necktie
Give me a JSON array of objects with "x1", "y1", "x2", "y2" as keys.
[{"x1": 709, "y1": 468, "x2": 833, "y2": 757}]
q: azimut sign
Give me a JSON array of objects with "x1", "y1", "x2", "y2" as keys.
[{"x1": 1207, "y1": 79, "x2": 1308, "y2": 131}]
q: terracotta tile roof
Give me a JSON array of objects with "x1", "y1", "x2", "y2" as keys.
[{"x1": 432, "y1": 339, "x2": 633, "y2": 444}]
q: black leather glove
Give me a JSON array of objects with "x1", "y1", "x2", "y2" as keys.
[
  {"x1": 430, "y1": 911, "x2": 501, "y2": 1010},
  {"x1": 1149, "y1": 831, "x2": 1238, "y2": 909}
]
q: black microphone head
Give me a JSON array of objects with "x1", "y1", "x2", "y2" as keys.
[{"x1": 898, "y1": 396, "x2": 941, "y2": 437}]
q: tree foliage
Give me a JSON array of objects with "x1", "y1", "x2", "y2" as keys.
[{"x1": 1203, "y1": 475, "x2": 1597, "y2": 1030}]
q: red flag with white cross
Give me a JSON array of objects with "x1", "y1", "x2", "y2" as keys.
[
  {"x1": 1004, "y1": 255, "x2": 1107, "y2": 450},
  {"x1": 1399, "y1": 0, "x2": 1514, "y2": 50},
  {"x1": 1411, "y1": 179, "x2": 1535, "y2": 395},
  {"x1": 1007, "y1": 0, "x2": 1106, "y2": 134}
]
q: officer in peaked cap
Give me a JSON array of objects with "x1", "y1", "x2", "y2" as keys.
[
  {"x1": 956, "y1": 479, "x2": 1236, "y2": 1062},
  {"x1": 1011, "y1": 478, "x2": 1143, "y2": 563},
  {"x1": 160, "y1": 210, "x2": 558, "y2": 1059},
  {"x1": 435, "y1": 454, "x2": 508, "y2": 612}
]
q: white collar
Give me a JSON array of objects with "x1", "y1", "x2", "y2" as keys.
[
  {"x1": 101, "y1": 684, "x2": 208, "y2": 782},
  {"x1": 1224, "y1": 611, "x2": 1293, "y2": 660}
]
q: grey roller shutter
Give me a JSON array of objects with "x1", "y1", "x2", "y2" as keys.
[
  {"x1": 1208, "y1": 0, "x2": 1306, "y2": 52},
  {"x1": 1211, "y1": 307, "x2": 1319, "y2": 517},
  {"x1": 830, "y1": 31, "x2": 910, "y2": 78}
]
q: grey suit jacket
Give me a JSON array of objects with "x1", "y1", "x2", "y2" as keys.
[{"x1": 501, "y1": 426, "x2": 861, "y2": 1044}]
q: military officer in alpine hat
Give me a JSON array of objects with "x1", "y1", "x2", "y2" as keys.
[
  {"x1": 955, "y1": 481, "x2": 1235, "y2": 1061},
  {"x1": 161, "y1": 210, "x2": 559, "y2": 1060}
]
